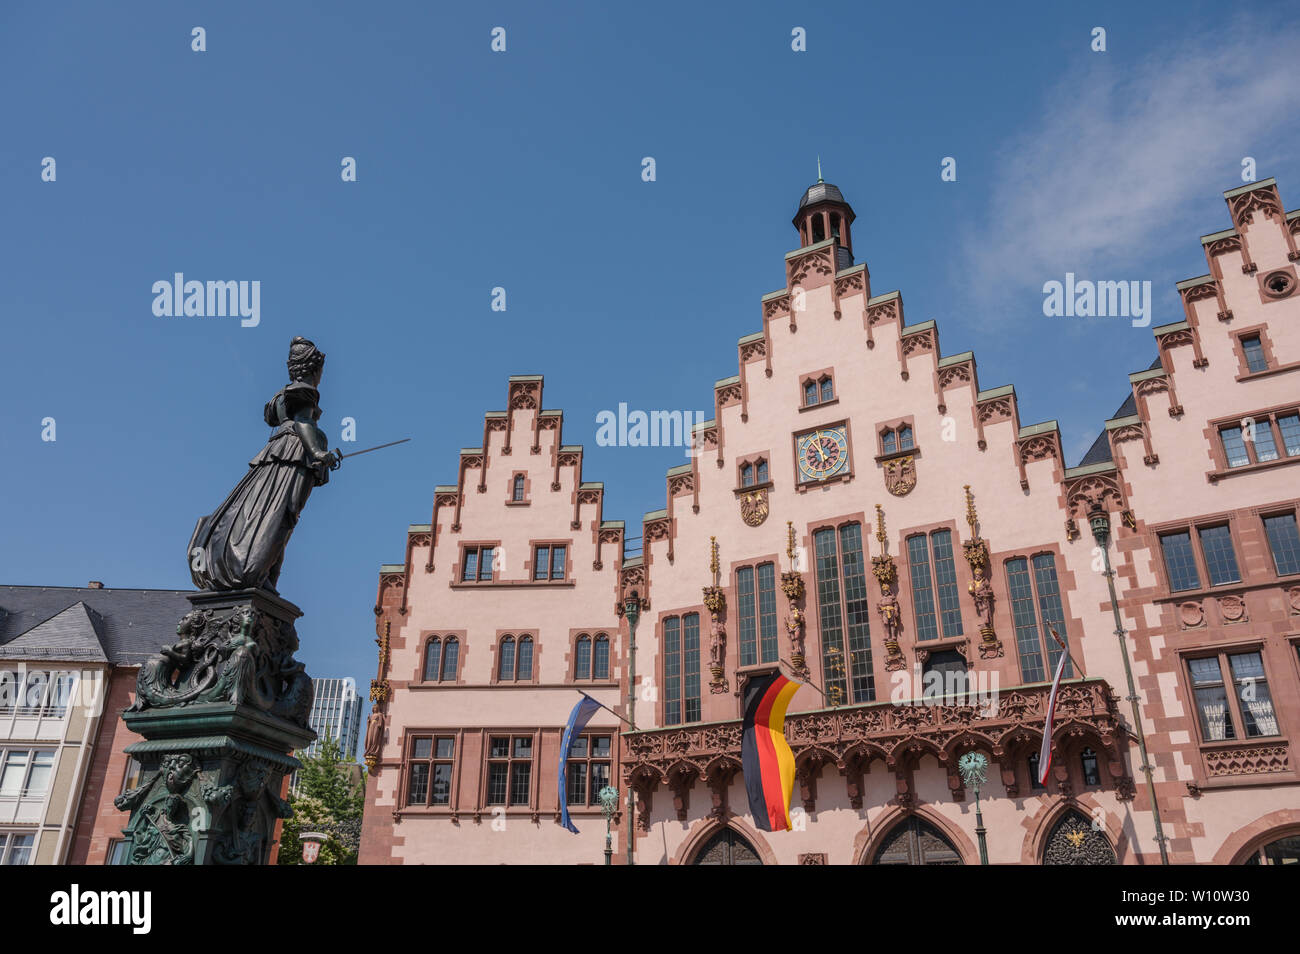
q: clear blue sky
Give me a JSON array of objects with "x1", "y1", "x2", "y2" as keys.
[{"x1": 3, "y1": 2, "x2": 1298, "y2": 723}]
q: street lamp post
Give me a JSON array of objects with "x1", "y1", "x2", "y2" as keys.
[
  {"x1": 623, "y1": 590, "x2": 641, "y2": 867},
  {"x1": 1089, "y1": 504, "x2": 1170, "y2": 866},
  {"x1": 957, "y1": 752, "x2": 989, "y2": 865},
  {"x1": 598, "y1": 785, "x2": 619, "y2": 866}
]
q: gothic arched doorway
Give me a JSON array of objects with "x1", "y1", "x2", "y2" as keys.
[
  {"x1": 692, "y1": 827, "x2": 764, "y2": 865},
  {"x1": 1042, "y1": 809, "x2": 1116, "y2": 865},
  {"x1": 1242, "y1": 833, "x2": 1300, "y2": 865},
  {"x1": 869, "y1": 816, "x2": 963, "y2": 865}
]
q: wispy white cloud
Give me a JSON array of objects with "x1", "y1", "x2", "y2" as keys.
[{"x1": 962, "y1": 17, "x2": 1300, "y2": 301}]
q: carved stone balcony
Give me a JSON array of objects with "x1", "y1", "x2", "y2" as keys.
[{"x1": 622, "y1": 678, "x2": 1132, "y2": 829}]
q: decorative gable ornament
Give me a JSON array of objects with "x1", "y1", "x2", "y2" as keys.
[
  {"x1": 740, "y1": 488, "x2": 769, "y2": 526},
  {"x1": 882, "y1": 454, "x2": 917, "y2": 497}
]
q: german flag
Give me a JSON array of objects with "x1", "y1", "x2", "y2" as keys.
[{"x1": 742, "y1": 670, "x2": 800, "y2": 832}]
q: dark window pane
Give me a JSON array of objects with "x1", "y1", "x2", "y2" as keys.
[
  {"x1": 683, "y1": 613, "x2": 702, "y2": 723},
  {"x1": 1252, "y1": 420, "x2": 1280, "y2": 463},
  {"x1": 498, "y1": 637, "x2": 515, "y2": 680},
  {"x1": 1187, "y1": 657, "x2": 1233, "y2": 741},
  {"x1": 1027, "y1": 752, "x2": 1045, "y2": 790},
  {"x1": 908, "y1": 534, "x2": 938, "y2": 641},
  {"x1": 534, "y1": 546, "x2": 549, "y2": 580},
  {"x1": 486, "y1": 763, "x2": 508, "y2": 804},
  {"x1": 932, "y1": 530, "x2": 963, "y2": 638},
  {"x1": 490, "y1": 737, "x2": 510, "y2": 758},
  {"x1": 592, "y1": 736, "x2": 611, "y2": 758},
  {"x1": 814, "y1": 528, "x2": 847, "y2": 706},
  {"x1": 593, "y1": 636, "x2": 610, "y2": 680},
  {"x1": 1221, "y1": 427, "x2": 1250, "y2": 467},
  {"x1": 510, "y1": 762, "x2": 531, "y2": 806},
  {"x1": 513, "y1": 736, "x2": 532, "y2": 759},
  {"x1": 566, "y1": 761, "x2": 587, "y2": 805},
  {"x1": 435, "y1": 738, "x2": 454, "y2": 759},
  {"x1": 820, "y1": 377, "x2": 834, "y2": 402},
  {"x1": 590, "y1": 762, "x2": 610, "y2": 803},
  {"x1": 1160, "y1": 532, "x2": 1201, "y2": 592},
  {"x1": 431, "y1": 764, "x2": 452, "y2": 805},
  {"x1": 575, "y1": 636, "x2": 591, "y2": 680},
  {"x1": 479, "y1": 547, "x2": 494, "y2": 581},
  {"x1": 839, "y1": 523, "x2": 874, "y2": 704},
  {"x1": 412, "y1": 737, "x2": 432, "y2": 760},
  {"x1": 516, "y1": 637, "x2": 533, "y2": 680},
  {"x1": 1007, "y1": 558, "x2": 1044, "y2": 682},
  {"x1": 882, "y1": 431, "x2": 896, "y2": 455},
  {"x1": 1264, "y1": 513, "x2": 1300, "y2": 576},
  {"x1": 1081, "y1": 748, "x2": 1100, "y2": 786},
  {"x1": 513, "y1": 475, "x2": 525, "y2": 501},
  {"x1": 1279, "y1": 414, "x2": 1300, "y2": 456},
  {"x1": 1032, "y1": 554, "x2": 1070, "y2": 677},
  {"x1": 462, "y1": 550, "x2": 478, "y2": 581},
  {"x1": 569, "y1": 737, "x2": 588, "y2": 758},
  {"x1": 407, "y1": 763, "x2": 429, "y2": 805},
  {"x1": 741, "y1": 464, "x2": 753, "y2": 487},
  {"x1": 737, "y1": 566, "x2": 757, "y2": 667},
  {"x1": 665, "y1": 621, "x2": 686, "y2": 722},
  {"x1": 1198, "y1": 525, "x2": 1240, "y2": 585},
  {"x1": 757, "y1": 460, "x2": 769, "y2": 484},
  {"x1": 551, "y1": 546, "x2": 566, "y2": 580},
  {"x1": 1229, "y1": 652, "x2": 1278, "y2": 738},
  {"x1": 758, "y1": 563, "x2": 779, "y2": 664},
  {"x1": 440, "y1": 639, "x2": 459, "y2": 681},
  {"x1": 898, "y1": 425, "x2": 913, "y2": 450},
  {"x1": 423, "y1": 639, "x2": 441, "y2": 681},
  {"x1": 804, "y1": 381, "x2": 817, "y2": 405},
  {"x1": 1242, "y1": 335, "x2": 1267, "y2": 373}
]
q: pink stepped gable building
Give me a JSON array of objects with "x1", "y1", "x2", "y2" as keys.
[{"x1": 360, "y1": 177, "x2": 1300, "y2": 865}]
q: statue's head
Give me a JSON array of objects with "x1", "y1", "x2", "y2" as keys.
[{"x1": 287, "y1": 336, "x2": 326, "y2": 385}]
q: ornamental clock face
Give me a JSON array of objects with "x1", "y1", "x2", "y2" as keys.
[{"x1": 797, "y1": 426, "x2": 849, "y2": 482}]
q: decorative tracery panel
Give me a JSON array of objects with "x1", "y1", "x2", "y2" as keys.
[{"x1": 1042, "y1": 810, "x2": 1116, "y2": 865}]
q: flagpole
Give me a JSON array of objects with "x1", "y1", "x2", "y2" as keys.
[
  {"x1": 575, "y1": 690, "x2": 634, "y2": 727},
  {"x1": 778, "y1": 658, "x2": 828, "y2": 703}
]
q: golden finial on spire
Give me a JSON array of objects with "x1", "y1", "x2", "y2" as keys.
[
  {"x1": 875, "y1": 503, "x2": 886, "y2": 546},
  {"x1": 964, "y1": 484, "x2": 978, "y2": 535},
  {"x1": 786, "y1": 521, "x2": 796, "y2": 564}
]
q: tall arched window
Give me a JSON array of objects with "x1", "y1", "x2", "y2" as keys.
[
  {"x1": 593, "y1": 635, "x2": 610, "y2": 680},
  {"x1": 516, "y1": 636, "x2": 533, "y2": 680},
  {"x1": 440, "y1": 637, "x2": 459, "y2": 682},
  {"x1": 423, "y1": 637, "x2": 442, "y2": 681},
  {"x1": 574, "y1": 635, "x2": 592, "y2": 680},
  {"x1": 498, "y1": 636, "x2": 516, "y2": 681},
  {"x1": 512, "y1": 474, "x2": 525, "y2": 501},
  {"x1": 498, "y1": 635, "x2": 533, "y2": 681}
]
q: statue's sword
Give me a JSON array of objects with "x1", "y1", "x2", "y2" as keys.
[{"x1": 330, "y1": 438, "x2": 410, "y2": 469}]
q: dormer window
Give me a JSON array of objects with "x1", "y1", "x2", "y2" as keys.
[
  {"x1": 738, "y1": 457, "x2": 770, "y2": 488},
  {"x1": 881, "y1": 425, "x2": 913, "y2": 456},
  {"x1": 802, "y1": 374, "x2": 834, "y2": 408}
]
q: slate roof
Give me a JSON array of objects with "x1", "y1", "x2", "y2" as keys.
[
  {"x1": 0, "y1": 585, "x2": 193, "y2": 665},
  {"x1": 1074, "y1": 357, "x2": 1161, "y2": 468},
  {"x1": 797, "y1": 181, "x2": 848, "y2": 210}
]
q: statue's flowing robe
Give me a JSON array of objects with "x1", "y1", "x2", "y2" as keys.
[{"x1": 189, "y1": 382, "x2": 326, "y2": 591}]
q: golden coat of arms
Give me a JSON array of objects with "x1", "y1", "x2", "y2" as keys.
[
  {"x1": 883, "y1": 454, "x2": 917, "y2": 496},
  {"x1": 740, "y1": 488, "x2": 769, "y2": 526}
]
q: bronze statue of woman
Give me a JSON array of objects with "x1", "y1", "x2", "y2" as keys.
[{"x1": 188, "y1": 337, "x2": 338, "y2": 594}]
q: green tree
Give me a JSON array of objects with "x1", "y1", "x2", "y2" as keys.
[{"x1": 278, "y1": 736, "x2": 366, "y2": 865}]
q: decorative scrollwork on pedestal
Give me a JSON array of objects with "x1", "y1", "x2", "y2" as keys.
[{"x1": 131, "y1": 596, "x2": 314, "y2": 728}]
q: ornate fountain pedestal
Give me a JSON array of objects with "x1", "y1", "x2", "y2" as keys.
[{"x1": 115, "y1": 588, "x2": 317, "y2": 865}]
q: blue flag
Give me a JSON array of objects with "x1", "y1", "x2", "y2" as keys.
[{"x1": 559, "y1": 693, "x2": 603, "y2": 833}]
